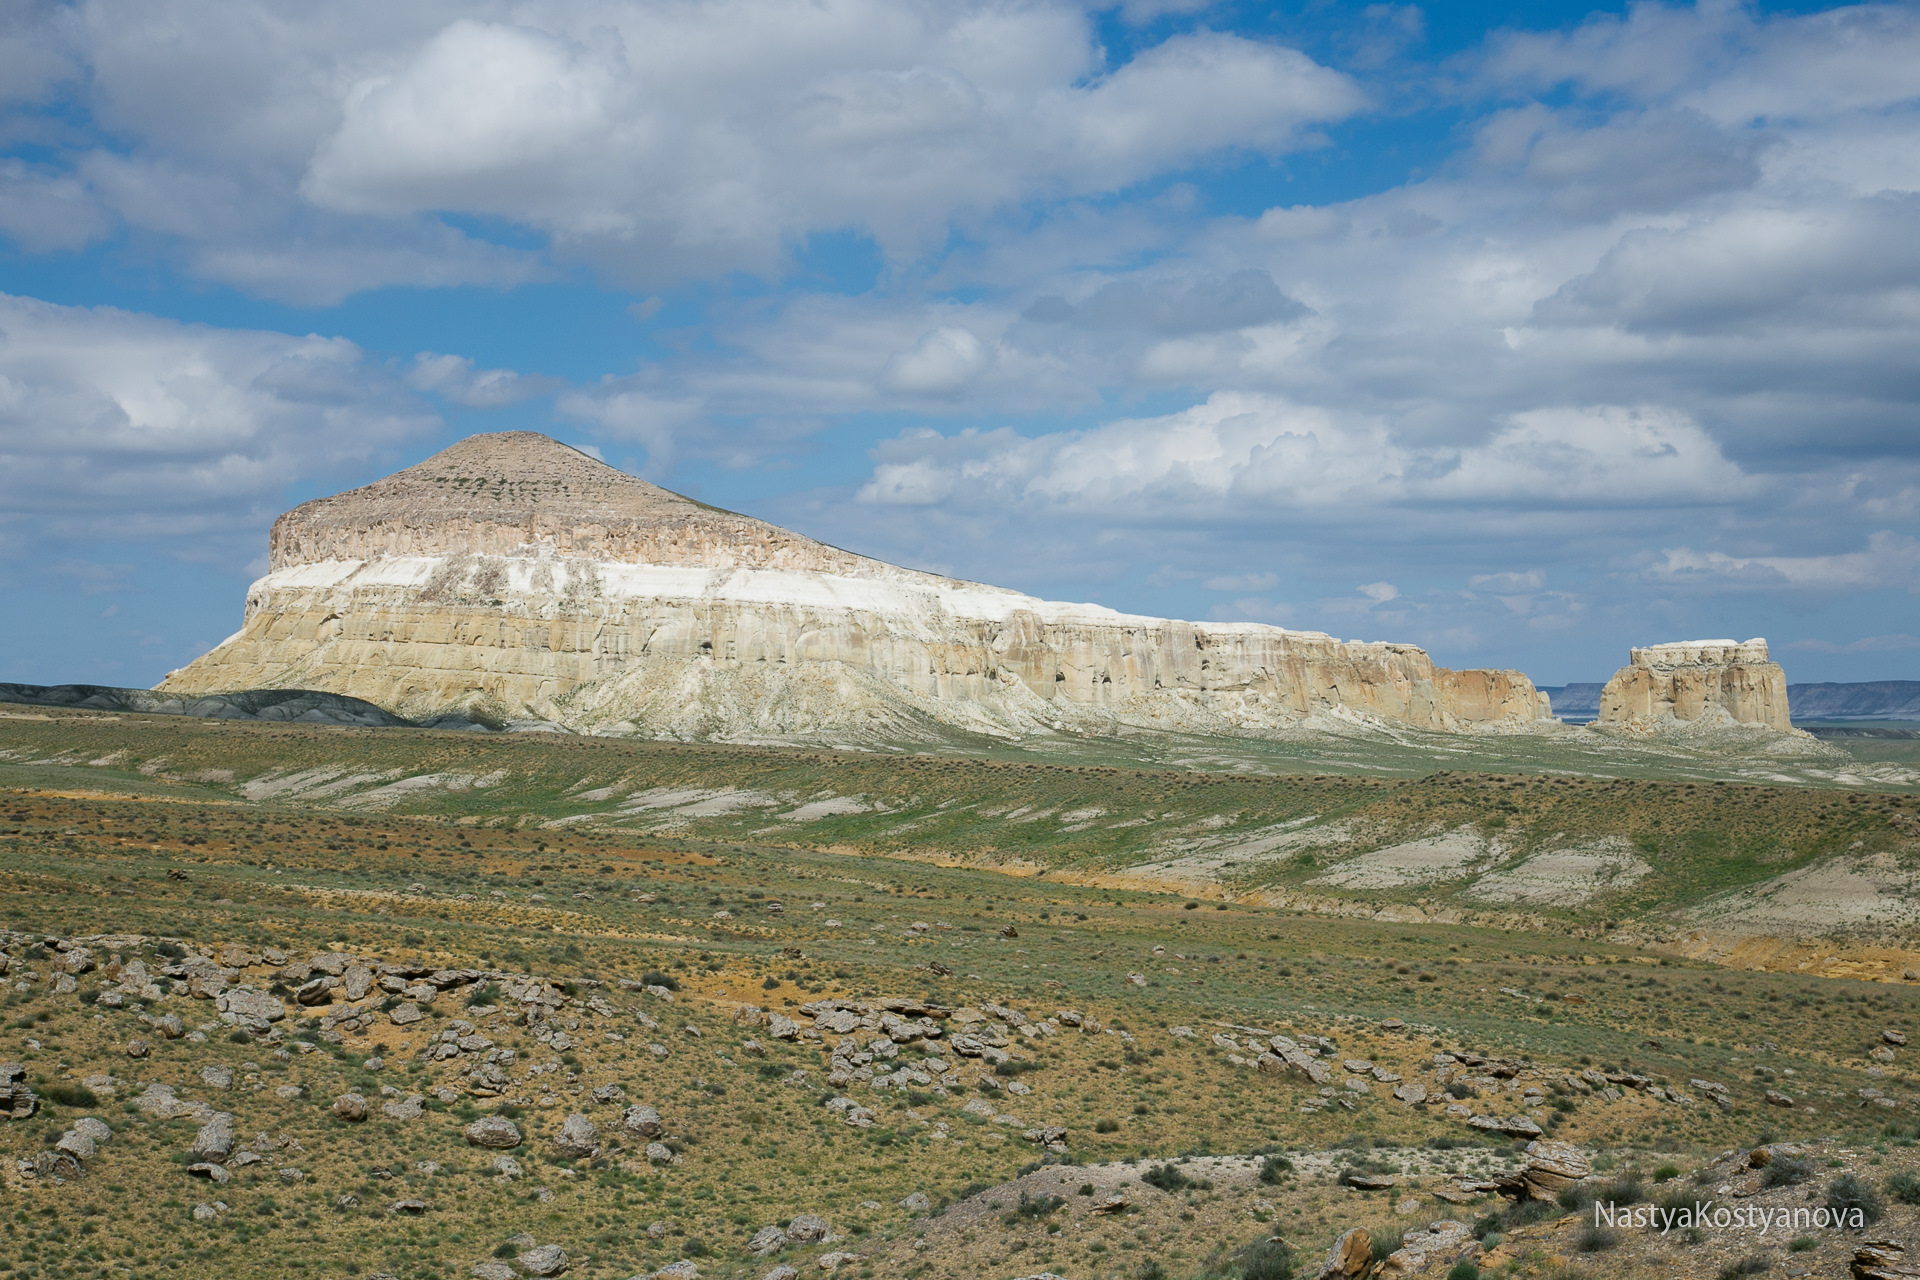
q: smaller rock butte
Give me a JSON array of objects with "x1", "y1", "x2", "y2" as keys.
[{"x1": 1596, "y1": 638, "x2": 1791, "y2": 733}]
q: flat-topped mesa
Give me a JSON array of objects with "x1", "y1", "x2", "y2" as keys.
[
  {"x1": 1597, "y1": 637, "x2": 1791, "y2": 733},
  {"x1": 1630, "y1": 639, "x2": 1773, "y2": 668},
  {"x1": 162, "y1": 432, "x2": 1553, "y2": 741}
]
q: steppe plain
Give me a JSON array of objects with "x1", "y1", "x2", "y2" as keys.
[{"x1": 5, "y1": 707, "x2": 1920, "y2": 1280}]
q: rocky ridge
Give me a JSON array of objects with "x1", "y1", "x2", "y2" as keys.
[{"x1": 158, "y1": 432, "x2": 1552, "y2": 743}]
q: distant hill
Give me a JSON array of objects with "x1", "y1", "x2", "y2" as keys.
[
  {"x1": 1787, "y1": 680, "x2": 1920, "y2": 721},
  {"x1": 0, "y1": 682, "x2": 410, "y2": 727},
  {"x1": 1537, "y1": 683, "x2": 1605, "y2": 722}
]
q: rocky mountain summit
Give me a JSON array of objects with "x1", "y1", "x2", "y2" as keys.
[
  {"x1": 159, "y1": 432, "x2": 1550, "y2": 742},
  {"x1": 1596, "y1": 638, "x2": 1792, "y2": 735}
]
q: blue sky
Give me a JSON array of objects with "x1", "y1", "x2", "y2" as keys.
[{"x1": 2, "y1": 0, "x2": 1917, "y2": 689}]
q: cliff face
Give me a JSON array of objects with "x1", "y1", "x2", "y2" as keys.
[
  {"x1": 1597, "y1": 639, "x2": 1792, "y2": 734},
  {"x1": 161, "y1": 432, "x2": 1553, "y2": 740}
]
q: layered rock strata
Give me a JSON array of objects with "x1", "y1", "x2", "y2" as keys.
[
  {"x1": 161, "y1": 432, "x2": 1552, "y2": 741},
  {"x1": 1597, "y1": 639, "x2": 1791, "y2": 733}
]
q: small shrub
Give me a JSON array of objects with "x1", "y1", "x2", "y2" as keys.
[
  {"x1": 1826, "y1": 1173, "x2": 1884, "y2": 1226},
  {"x1": 1142, "y1": 1165, "x2": 1191, "y2": 1193},
  {"x1": 1717, "y1": 1258, "x2": 1768, "y2": 1279},
  {"x1": 640, "y1": 971, "x2": 679, "y2": 991},
  {"x1": 1886, "y1": 1170, "x2": 1920, "y2": 1205},
  {"x1": 1762, "y1": 1157, "x2": 1814, "y2": 1189},
  {"x1": 1258, "y1": 1154, "x2": 1293, "y2": 1185},
  {"x1": 1095, "y1": 1118, "x2": 1120, "y2": 1133},
  {"x1": 1788, "y1": 1236, "x2": 1817, "y2": 1252},
  {"x1": 1240, "y1": 1238, "x2": 1292, "y2": 1280},
  {"x1": 1446, "y1": 1264, "x2": 1481, "y2": 1280},
  {"x1": 1136, "y1": 1263, "x2": 1166, "y2": 1280},
  {"x1": 1575, "y1": 1226, "x2": 1619, "y2": 1253},
  {"x1": 1654, "y1": 1163, "x2": 1680, "y2": 1183},
  {"x1": 1369, "y1": 1230, "x2": 1404, "y2": 1263},
  {"x1": 227, "y1": 1030, "x2": 251, "y2": 1045},
  {"x1": 1009, "y1": 1193, "x2": 1065, "y2": 1221},
  {"x1": 41, "y1": 1083, "x2": 98, "y2": 1108},
  {"x1": 1561, "y1": 1175, "x2": 1645, "y2": 1212}
]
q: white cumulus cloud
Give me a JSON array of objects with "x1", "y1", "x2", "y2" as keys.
[{"x1": 0, "y1": 293, "x2": 437, "y2": 549}]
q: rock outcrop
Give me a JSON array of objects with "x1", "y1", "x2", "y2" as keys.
[
  {"x1": 160, "y1": 432, "x2": 1552, "y2": 742},
  {"x1": 1596, "y1": 639, "x2": 1791, "y2": 733}
]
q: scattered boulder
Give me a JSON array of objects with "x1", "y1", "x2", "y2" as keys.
[
  {"x1": 549, "y1": 1113, "x2": 598, "y2": 1158},
  {"x1": 331, "y1": 1094, "x2": 369, "y2": 1122},
  {"x1": 343, "y1": 964, "x2": 375, "y2": 1001},
  {"x1": 749, "y1": 1226, "x2": 788, "y2": 1256},
  {"x1": 1467, "y1": 1114, "x2": 1542, "y2": 1139},
  {"x1": 1313, "y1": 1227, "x2": 1371, "y2": 1280},
  {"x1": 389, "y1": 1002, "x2": 424, "y2": 1026},
  {"x1": 1854, "y1": 1238, "x2": 1920, "y2": 1280},
  {"x1": 186, "y1": 1163, "x2": 231, "y2": 1184},
  {"x1": 1021, "y1": 1125, "x2": 1068, "y2": 1151},
  {"x1": 900, "y1": 1191, "x2": 931, "y2": 1212},
  {"x1": 191, "y1": 1113, "x2": 237, "y2": 1161},
  {"x1": 1496, "y1": 1140, "x2": 1591, "y2": 1202},
  {"x1": 786, "y1": 1214, "x2": 830, "y2": 1243},
  {"x1": 471, "y1": 1264, "x2": 516, "y2": 1280},
  {"x1": 465, "y1": 1117, "x2": 523, "y2": 1149},
  {"x1": 762, "y1": 1269, "x2": 800, "y2": 1280},
  {"x1": 202, "y1": 1065, "x2": 233, "y2": 1090},
  {"x1": 1, "y1": 1063, "x2": 37, "y2": 1119},
  {"x1": 645, "y1": 1142, "x2": 676, "y2": 1165},
  {"x1": 390, "y1": 1198, "x2": 430, "y2": 1215},
  {"x1": 382, "y1": 1095, "x2": 424, "y2": 1121},
  {"x1": 308, "y1": 953, "x2": 348, "y2": 977},
  {"x1": 1372, "y1": 1220, "x2": 1480, "y2": 1280},
  {"x1": 125, "y1": 1039, "x2": 151, "y2": 1060},
  {"x1": 517, "y1": 1244, "x2": 569, "y2": 1277},
  {"x1": 71, "y1": 1117, "x2": 111, "y2": 1144},
  {"x1": 294, "y1": 978, "x2": 333, "y2": 1006},
  {"x1": 55, "y1": 1129, "x2": 96, "y2": 1161},
  {"x1": 622, "y1": 1105, "x2": 663, "y2": 1137},
  {"x1": 1341, "y1": 1173, "x2": 1397, "y2": 1192},
  {"x1": 492, "y1": 1156, "x2": 522, "y2": 1179},
  {"x1": 216, "y1": 987, "x2": 286, "y2": 1028}
]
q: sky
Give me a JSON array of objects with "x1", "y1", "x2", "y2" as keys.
[{"x1": 1, "y1": 0, "x2": 1917, "y2": 690}]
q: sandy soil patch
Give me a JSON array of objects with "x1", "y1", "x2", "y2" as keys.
[
  {"x1": 782, "y1": 796, "x2": 871, "y2": 820},
  {"x1": 1683, "y1": 852, "x2": 1920, "y2": 934},
  {"x1": 1464, "y1": 838, "x2": 1651, "y2": 907},
  {"x1": 1312, "y1": 828, "x2": 1497, "y2": 889}
]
